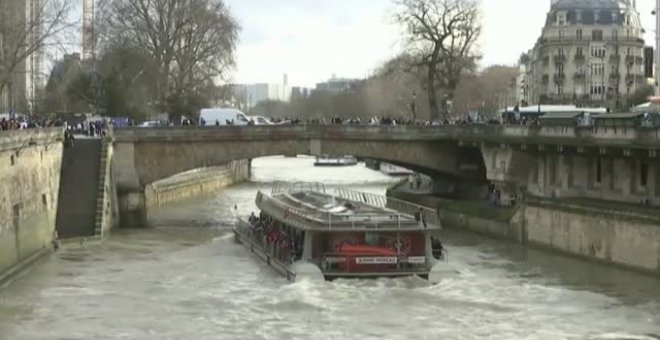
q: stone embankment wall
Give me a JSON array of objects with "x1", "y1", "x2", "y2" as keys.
[
  {"x1": 144, "y1": 160, "x2": 249, "y2": 208},
  {"x1": 388, "y1": 184, "x2": 660, "y2": 276},
  {"x1": 0, "y1": 129, "x2": 63, "y2": 281}
]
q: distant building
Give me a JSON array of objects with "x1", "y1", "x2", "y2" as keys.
[
  {"x1": 0, "y1": 0, "x2": 44, "y2": 113},
  {"x1": 523, "y1": 0, "x2": 646, "y2": 107},
  {"x1": 516, "y1": 53, "x2": 531, "y2": 106},
  {"x1": 315, "y1": 76, "x2": 359, "y2": 93},
  {"x1": 290, "y1": 87, "x2": 312, "y2": 101},
  {"x1": 246, "y1": 83, "x2": 285, "y2": 107},
  {"x1": 82, "y1": 0, "x2": 95, "y2": 60}
]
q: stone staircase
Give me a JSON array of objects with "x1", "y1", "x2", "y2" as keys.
[
  {"x1": 55, "y1": 138, "x2": 104, "y2": 239},
  {"x1": 94, "y1": 140, "x2": 111, "y2": 236}
]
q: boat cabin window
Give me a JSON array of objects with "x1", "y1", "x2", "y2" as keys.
[{"x1": 365, "y1": 232, "x2": 380, "y2": 246}]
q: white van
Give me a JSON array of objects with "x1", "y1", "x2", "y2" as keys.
[{"x1": 199, "y1": 108, "x2": 250, "y2": 126}]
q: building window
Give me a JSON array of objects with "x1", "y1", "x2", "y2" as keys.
[
  {"x1": 611, "y1": 11, "x2": 618, "y2": 23},
  {"x1": 559, "y1": 30, "x2": 564, "y2": 40},
  {"x1": 625, "y1": 14, "x2": 631, "y2": 26},
  {"x1": 576, "y1": 10, "x2": 582, "y2": 23},
  {"x1": 591, "y1": 85, "x2": 605, "y2": 95},
  {"x1": 640, "y1": 163, "x2": 649, "y2": 187},
  {"x1": 557, "y1": 84, "x2": 564, "y2": 95},
  {"x1": 594, "y1": 10, "x2": 600, "y2": 23},
  {"x1": 591, "y1": 45, "x2": 606, "y2": 58},
  {"x1": 596, "y1": 158, "x2": 602, "y2": 183},
  {"x1": 592, "y1": 30, "x2": 603, "y2": 41},
  {"x1": 557, "y1": 12, "x2": 566, "y2": 26},
  {"x1": 577, "y1": 29, "x2": 583, "y2": 40},
  {"x1": 591, "y1": 63, "x2": 604, "y2": 76},
  {"x1": 612, "y1": 29, "x2": 617, "y2": 41},
  {"x1": 42, "y1": 194, "x2": 48, "y2": 208}
]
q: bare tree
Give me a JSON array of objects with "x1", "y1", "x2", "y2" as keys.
[
  {"x1": 453, "y1": 65, "x2": 518, "y2": 117},
  {"x1": 101, "y1": 0, "x2": 239, "y2": 118},
  {"x1": 393, "y1": 0, "x2": 481, "y2": 119},
  {"x1": 0, "y1": 0, "x2": 75, "y2": 110}
]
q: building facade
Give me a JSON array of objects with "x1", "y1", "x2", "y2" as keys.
[
  {"x1": 524, "y1": 0, "x2": 645, "y2": 107},
  {"x1": 0, "y1": 0, "x2": 43, "y2": 114}
]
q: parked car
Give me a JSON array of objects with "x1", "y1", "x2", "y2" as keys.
[
  {"x1": 137, "y1": 121, "x2": 161, "y2": 127},
  {"x1": 248, "y1": 116, "x2": 274, "y2": 125}
]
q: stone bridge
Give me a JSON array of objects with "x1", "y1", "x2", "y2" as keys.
[{"x1": 112, "y1": 124, "x2": 660, "y2": 227}]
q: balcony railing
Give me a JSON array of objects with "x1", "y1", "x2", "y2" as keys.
[
  {"x1": 541, "y1": 36, "x2": 644, "y2": 44},
  {"x1": 573, "y1": 72, "x2": 586, "y2": 80},
  {"x1": 553, "y1": 55, "x2": 566, "y2": 64},
  {"x1": 574, "y1": 54, "x2": 586, "y2": 63}
]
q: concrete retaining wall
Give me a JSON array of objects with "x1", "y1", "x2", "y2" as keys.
[
  {"x1": 520, "y1": 204, "x2": 660, "y2": 275},
  {"x1": 145, "y1": 159, "x2": 249, "y2": 208},
  {"x1": 0, "y1": 129, "x2": 63, "y2": 281}
]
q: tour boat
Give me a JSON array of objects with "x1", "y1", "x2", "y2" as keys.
[
  {"x1": 233, "y1": 182, "x2": 450, "y2": 282},
  {"x1": 313, "y1": 155, "x2": 358, "y2": 167}
]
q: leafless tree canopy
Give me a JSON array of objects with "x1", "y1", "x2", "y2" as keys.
[
  {"x1": 393, "y1": 0, "x2": 481, "y2": 119},
  {"x1": 101, "y1": 0, "x2": 240, "y2": 116},
  {"x1": 0, "y1": 0, "x2": 74, "y2": 93}
]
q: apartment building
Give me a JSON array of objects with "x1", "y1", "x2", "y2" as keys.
[{"x1": 522, "y1": 0, "x2": 646, "y2": 106}]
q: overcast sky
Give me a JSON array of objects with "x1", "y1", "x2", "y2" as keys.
[{"x1": 223, "y1": 0, "x2": 656, "y2": 88}]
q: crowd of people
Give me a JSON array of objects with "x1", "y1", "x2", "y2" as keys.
[
  {"x1": 264, "y1": 115, "x2": 498, "y2": 127},
  {"x1": 0, "y1": 116, "x2": 67, "y2": 131},
  {"x1": 247, "y1": 212, "x2": 304, "y2": 264}
]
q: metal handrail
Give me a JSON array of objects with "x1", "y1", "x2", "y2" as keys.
[
  {"x1": 256, "y1": 191, "x2": 431, "y2": 230},
  {"x1": 272, "y1": 181, "x2": 327, "y2": 195},
  {"x1": 333, "y1": 188, "x2": 441, "y2": 227}
]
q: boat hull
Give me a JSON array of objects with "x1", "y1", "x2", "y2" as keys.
[
  {"x1": 233, "y1": 227, "x2": 297, "y2": 281},
  {"x1": 233, "y1": 226, "x2": 433, "y2": 282}
]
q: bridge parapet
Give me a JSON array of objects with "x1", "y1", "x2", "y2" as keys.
[{"x1": 114, "y1": 125, "x2": 660, "y2": 150}]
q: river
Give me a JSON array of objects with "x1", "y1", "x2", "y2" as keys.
[{"x1": 1, "y1": 156, "x2": 659, "y2": 340}]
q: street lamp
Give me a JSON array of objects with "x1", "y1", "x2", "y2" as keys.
[
  {"x1": 654, "y1": 1, "x2": 660, "y2": 94},
  {"x1": 411, "y1": 91, "x2": 417, "y2": 118}
]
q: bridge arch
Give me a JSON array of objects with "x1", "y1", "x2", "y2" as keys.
[{"x1": 112, "y1": 126, "x2": 490, "y2": 227}]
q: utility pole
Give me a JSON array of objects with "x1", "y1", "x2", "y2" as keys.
[{"x1": 656, "y1": 0, "x2": 660, "y2": 94}]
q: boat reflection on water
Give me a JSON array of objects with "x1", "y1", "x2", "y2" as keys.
[{"x1": 233, "y1": 182, "x2": 454, "y2": 282}]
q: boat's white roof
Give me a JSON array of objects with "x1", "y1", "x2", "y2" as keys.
[{"x1": 255, "y1": 188, "x2": 441, "y2": 231}]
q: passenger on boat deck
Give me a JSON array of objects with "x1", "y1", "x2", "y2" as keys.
[
  {"x1": 249, "y1": 212, "x2": 257, "y2": 224},
  {"x1": 431, "y1": 237, "x2": 445, "y2": 259}
]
